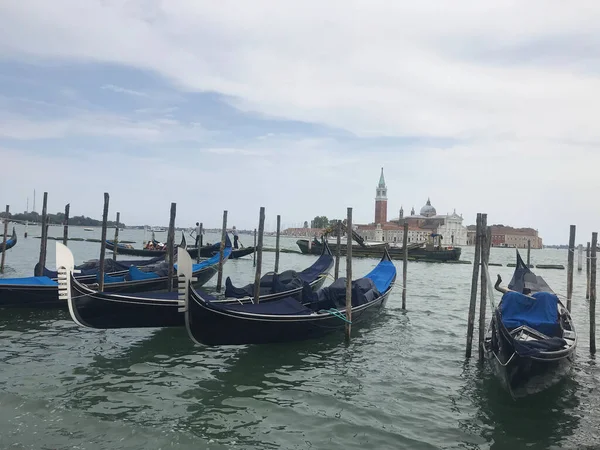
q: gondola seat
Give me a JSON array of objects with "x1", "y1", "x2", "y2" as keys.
[{"x1": 306, "y1": 277, "x2": 381, "y2": 310}]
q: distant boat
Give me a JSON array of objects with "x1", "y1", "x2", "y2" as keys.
[
  {"x1": 150, "y1": 226, "x2": 166, "y2": 232},
  {"x1": 84, "y1": 228, "x2": 94, "y2": 232}
]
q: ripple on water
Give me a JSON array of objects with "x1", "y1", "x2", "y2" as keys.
[{"x1": 1, "y1": 235, "x2": 599, "y2": 449}]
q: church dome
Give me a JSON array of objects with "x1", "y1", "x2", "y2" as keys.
[{"x1": 420, "y1": 198, "x2": 437, "y2": 217}]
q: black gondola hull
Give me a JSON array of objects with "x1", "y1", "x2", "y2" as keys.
[
  {"x1": 484, "y1": 319, "x2": 575, "y2": 398},
  {"x1": 186, "y1": 288, "x2": 392, "y2": 346},
  {"x1": 0, "y1": 284, "x2": 61, "y2": 309},
  {"x1": 66, "y1": 267, "x2": 328, "y2": 329},
  {"x1": 69, "y1": 280, "x2": 182, "y2": 328}
]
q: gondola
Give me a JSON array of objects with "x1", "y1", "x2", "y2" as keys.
[
  {"x1": 36, "y1": 254, "x2": 166, "y2": 284},
  {"x1": 483, "y1": 250, "x2": 577, "y2": 398},
  {"x1": 0, "y1": 227, "x2": 17, "y2": 253},
  {"x1": 188, "y1": 244, "x2": 256, "y2": 260},
  {"x1": 104, "y1": 234, "x2": 187, "y2": 257},
  {"x1": 61, "y1": 241, "x2": 333, "y2": 329},
  {"x1": 183, "y1": 246, "x2": 397, "y2": 346},
  {"x1": 106, "y1": 234, "x2": 254, "y2": 259},
  {"x1": 0, "y1": 239, "x2": 231, "y2": 309}
]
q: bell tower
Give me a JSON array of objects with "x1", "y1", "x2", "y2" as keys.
[{"x1": 374, "y1": 167, "x2": 387, "y2": 225}]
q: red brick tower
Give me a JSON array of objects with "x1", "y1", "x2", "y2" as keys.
[{"x1": 374, "y1": 167, "x2": 387, "y2": 225}]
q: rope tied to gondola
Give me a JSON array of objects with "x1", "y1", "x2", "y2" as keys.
[{"x1": 319, "y1": 308, "x2": 352, "y2": 324}]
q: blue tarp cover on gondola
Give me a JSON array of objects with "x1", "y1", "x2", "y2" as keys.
[
  {"x1": 128, "y1": 266, "x2": 160, "y2": 280},
  {"x1": 0, "y1": 276, "x2": 57, "y2": 286},
  {"x1": 364, "y1": 260, "x2": 396, "y2": 293},
  {"x1": 501, "y1": 291, "x2": 560, "y2": 337},
  {"x1": 298, "y1": 252, "x2": 334, "y2": 283}
]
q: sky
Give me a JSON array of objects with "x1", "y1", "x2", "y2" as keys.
[{"x1": 0, "y1": 1, "x2": 599, "y2": 244}]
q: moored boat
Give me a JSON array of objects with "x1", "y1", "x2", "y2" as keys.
[
  {"x1": 182, "y1": 247, "x2": 397, "y2": 346},
  {"x1": 61, "y1": 241, "x2": 333, "y2": 329},
  {"x1": 296, "y1": 238, "x2": 461, "y2": 261},
  {"x1": 0, "y1": 241, "x2": 230, "y2": 309},
  {"x1": 0, "y1": 227, "x2": 17, "y2": 253},
  {"x1": 483, "y1": 251, "x2": 577, "y2": 398}
]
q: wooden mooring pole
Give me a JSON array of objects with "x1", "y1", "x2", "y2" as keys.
[
  {"x1": 166, "y1": 203, "x2": 176, "y2": 292},
  {"x1": 62, "y1": 203, "x2": 70, "y2": 246},
  {"x1": 199, "y1": 223, "x2": 203, "y2": 249},
  {"x1": 466, "y1": 213, "x2": 482, "y2": 358},
  {"x1": 345, "y1": 207, "x2": 353, "y2": 341},
  {"x1": 578, "y1": 244, "x2": 583, "y2": 272},
  {"x1": 590, "y1": 233, "x2": 597, "y2": 354},
  {"x1": 0, "y1": 205, "x2": 9, "y2": 274},
  {"x1": 216, "y1": 210, "x2": 228, "y2": 292},
  {"x1": 478, "y1": 217, "x2": 491, "y2": 361},
  {"x1": 112, "y1": 212, "x2": 120, "y2": 261},
  {"x1": 527, "y1": 239, "x2": 531, "y2": 267},
  {"x1": 402, "y1": 221, "x2": 408, "y2": 310},
  {"x1": 567, "y1": 225, "x2": 576, "y2": 312},
  {"x1": 274, "y1": 214, "x2": 281, "y2": 273},
  {"x1": 253, "y1": 208, "x2": 265, "y2": 303},
  {"x1": 253, "y1": 228, "x2": 257, "y2": 267},
  {"x1": 586, "y1": 242, "x2": 591, "y2": 300},
  {"x1": 98, "y1": 193, "x2": 110, "y2": 292},
  {"x1": 334, "y1": 221, "x2": 341, "y2": 280},
  {"x1": 36, "y1": 192, "x2": 49, "y2": 277},
  {"x1": 196, "y1": 222, "x2": 203, "y2": 264}
]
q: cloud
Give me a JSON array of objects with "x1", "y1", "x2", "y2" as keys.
[
  {"x1": 0, "y1": 1, "x2": 598, "y2": 243},
  {"x1": 101, "y1": 84, "x2": 148, "y2": 97}
]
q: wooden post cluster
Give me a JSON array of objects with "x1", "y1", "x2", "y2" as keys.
[
  {"x1": 402, "y1": 221, "x2": 408, "y2": 310},
  {"x1": 62, "y1": 203, "x2": 70, "y2": 246},
  {"x1": 567, "y1": 225, "x2": 576, "y2": 312},
  {"x1": 275, "y1": 215, "x2": 281, "y2": 273},
  {"x1": 466, "y1": 213, "x2": 483, "y2": 358},
  {"x1": 578, "y1": 244, "x2": 583, "y2": 272},
  {"x1": 478, "y1": 216, "x2": 491, "y2": 361},
  {"x1": 527, "y1": 239, "x2": 531, "y2": 267},
  {"x1": 345, "y1": 207, "x2": 353, "y2": 341},
  {"x1": 334, "y1": 221, "x2": 342, "y2": 280},
  {"x1": 0, "y1": 205, "x2": 9, "y2": 273},
  {"x1": 216, "y1": 210, "x2": 228, "y2": 292},
  {"x1": 112, "y1": 212, "x2": 120, "y2": 261},
  {"x1": 98, "y1": 193, "x2": 110, "y2": 291},
  {"x1": 36, "y1": 192, "x2": 49, "y2": 277},
  {"x1": 253, "y1": 208, "x2": 265, "y2": 303},
  {"x1": 590, "y1": 232, "x2": 597, "y2": 355},
  {"x1": 587, "y1": 242, "x2": 591, "y2": 300}
]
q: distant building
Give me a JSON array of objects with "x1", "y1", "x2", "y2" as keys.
[
  {"x1": 467, "y1": 224, "x2": 543, "y2": 248},
  {"x1": 374, "y1": 167, "x2": 388, "y2": 225},
  {"x1": 355, "y1": 169, "x2": 468, "y2": 245}
]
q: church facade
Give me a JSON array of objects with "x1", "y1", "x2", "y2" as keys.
[{"x1": 355, "y1": 169, "x2": 469, "y2": 246}]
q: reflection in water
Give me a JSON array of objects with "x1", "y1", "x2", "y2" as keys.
[{"x1": 456, "y1": 360, "x2": 581, "y2": 450}]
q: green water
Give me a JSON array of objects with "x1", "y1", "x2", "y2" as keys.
[{"x1": 0, "y1": 225, "x2": 598, "y2": 449}]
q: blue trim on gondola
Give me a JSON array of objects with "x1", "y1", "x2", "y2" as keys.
[{"x1": 0, "y1": 276, "x2": 57, "y2": 286}]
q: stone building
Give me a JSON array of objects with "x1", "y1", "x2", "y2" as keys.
[{"x1": 355, "y1": 169, "x2": 468, "y2": 245}]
